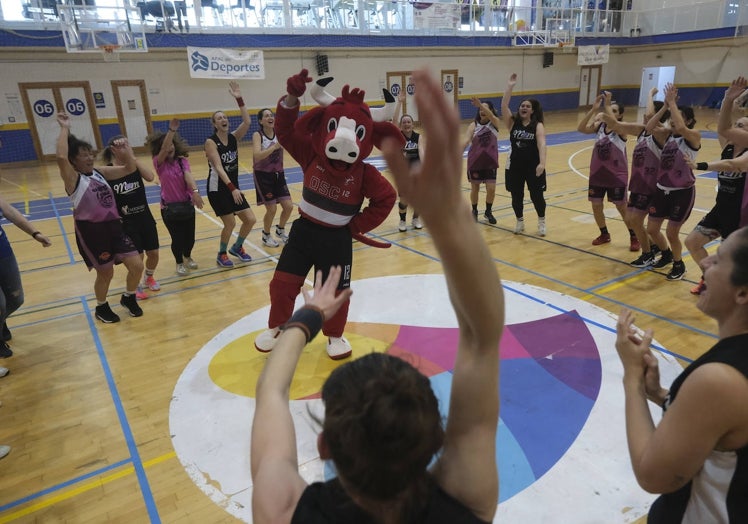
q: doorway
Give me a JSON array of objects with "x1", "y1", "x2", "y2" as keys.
[
  {"x1": 386, "y1": 71, "x2": 417, "y2": 123},
  {"x1": 578, "y1": 65, "x2": 602, "y2": 107},
  {"x1": 111, "y1": 80, "x2": 153, "y2": 152},
  {"x1": 19, "y1": 81, "x2": 101, "y2": 161},
  {"x1": 639, "y1": 66, "x2": 675, "y2": 107}
]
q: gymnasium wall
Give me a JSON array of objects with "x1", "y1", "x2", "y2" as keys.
[{"x1": 1, "y1": 32, "x2": 745, "y2": 164}]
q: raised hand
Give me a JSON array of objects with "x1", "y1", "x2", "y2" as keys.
[
  {"x1": 228, "y1": 80, "x2": 242, "y2": 99},
  {"x1": 57, "y1": 112, "x2": 71, "y2": 128},
  {"x1": 507, "y1": 73, "x2": 517, "y2": 88},
  {"x1": 301, "y1": 266, "x2": 353, "y2": 321},
  {"x1": 287, "y1": 68, "x2": 312, "y2": 98},
  {"x1": 725, "y1": 76, "x2": 747, "y2": 103},
  {"x1": 169, "y1": 118, "x2": 180, "y2": 131}
]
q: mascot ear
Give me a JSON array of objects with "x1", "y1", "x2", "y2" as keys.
[
  {"x1": 296, "y1": 106, "x2": 327, "y2": 134},
  {"x1": 371, "y1": 121, "x2": 406, "y2": 150}
]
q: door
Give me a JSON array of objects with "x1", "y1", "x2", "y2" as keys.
[
  {"x1": 639, "y1": 66, "x2": 675, "y2": 107},
  {"x1": 578, "y1": 65, "x2": 602, "y2": 107},
  {"x1": 19, "y1": 81, "x2": 100, "y2": 161},
  {"x1": 386, "y1": 71, "x2": 418, "y2": 123},
  {"x1": 441, "y1": 69, "x2": 458, "y2": 108},
  {"x1": 111, "y1": 80, "x2": 152, "y2": 152}
]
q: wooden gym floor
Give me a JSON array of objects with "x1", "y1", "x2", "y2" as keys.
[{"x1": 0, "y1": 107, "x2": 730, "y2": 523}]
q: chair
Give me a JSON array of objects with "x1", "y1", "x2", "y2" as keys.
[
  {"x1": 200, "y1": 0, "x2": 226, "y2": 24},
  {"x1": 231, "y1": 0, "x2": 262, "y2": 27},
  {"x1": 22, "y1": 0, "x2": 59, "y2": 20},
  {"x1": 137, "y1": 1, "x2": 177, "y2": 32}
]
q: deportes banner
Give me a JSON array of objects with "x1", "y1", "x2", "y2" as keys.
[
  {"x1": 188, "y1": 47, "x2": 265, "y2": 79},
  {"x1": 577, "y1": 45, "x2": 610, "y2": 66}
]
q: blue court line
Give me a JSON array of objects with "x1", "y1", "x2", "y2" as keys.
[
  {"x1": 0, "y1": 458, "x2": 132, "y2": 513},
  {"x1": 79, "y1": 298, "x2": 161, "y2": 523},
  {"x1": 501, "y1": 282, "x2": 692, "y2": 363},
  {"x1": 48, "y1": 192, "x2": 75, "y2": 265}
]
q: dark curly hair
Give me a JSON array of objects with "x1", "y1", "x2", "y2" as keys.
[{"x1": 320, "y1": 352, "x2": 445, "y2": 521}]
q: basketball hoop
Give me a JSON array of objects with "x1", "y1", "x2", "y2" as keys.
[{"x1": 101, "y1": 44, "x2": 121, "y2": 63}]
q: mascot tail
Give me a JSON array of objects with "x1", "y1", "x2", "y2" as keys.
[{"x1": 352, "y1": 232, "x2": 391, "y2": 249}]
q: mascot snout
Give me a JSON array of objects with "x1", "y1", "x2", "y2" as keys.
[{"x1": 326, "y1": 116, "x2": 360, "y2": 164}]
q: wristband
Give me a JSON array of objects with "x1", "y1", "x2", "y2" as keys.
[
  {"x1": 236, "y1": 97, "x2": 245, "y2": 107},
  {"x1": 227, "y1": 182, "x2": 237, "y2": 192},
  {"x1": 696, "y1": 162, "x2": 709, "y2": 171},
  {"x1": 192, "y1": 188, "x2": 199, "y2": 193},
  {"x1": 32, "y1": 231, "x2": 41, "y2": 239},
  {"x1": 168, "y1": 128, "x2": 177, "y2": 133},
  {"x1": 285, "y1": 306, "x2": 325, "y2": 344}
]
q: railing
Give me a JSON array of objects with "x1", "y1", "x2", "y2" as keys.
[{"x1": 2, "y1": 0, "x2": 745, "y2": 40}]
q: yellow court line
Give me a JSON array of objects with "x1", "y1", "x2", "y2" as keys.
[
  {"x1": 592, "y1": 271, "x2": 650, "y2": 296},
  {"x1": 0, "y1": 451, "x2": 176, "y2": 523}
]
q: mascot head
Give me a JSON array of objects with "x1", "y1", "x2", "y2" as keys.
[{"x1": 296, "y1": 78, "x2": 405, "y2": 174}]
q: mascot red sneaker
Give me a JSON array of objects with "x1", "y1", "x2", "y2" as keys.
[{"x1": 254, "y1": 69, "x2": 403, "y2": 360}]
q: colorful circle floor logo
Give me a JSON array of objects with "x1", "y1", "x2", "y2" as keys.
[{"x1": 169, "y1": 275, "x2": 684, "y2": 522}]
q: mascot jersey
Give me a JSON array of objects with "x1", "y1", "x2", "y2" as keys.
[{"x1": 275, "y1": 100, "x2": 395, "y2": 233}]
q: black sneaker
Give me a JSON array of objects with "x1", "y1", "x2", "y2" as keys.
[
  {"x1": 484, "y1": 210, "x2": 497, "y2": 225},
  {"x1": 652, "y1": 249, "x2": 673, "y2": 269},
  {"x1": 1, "y1": 322, "x2": 10, "y2": 342},
  {"x1": 666, "y1": 261, "x2": 687, "y2": 281},
  {"x1": 95, "y1": 302, "x2": 121, "y2": 323},
  {"x1": 120, "y1": 294, "x2": 143, "y2": 318},
  {"x1": 651, "y1": 244, "x2": 661, "y2": 257},
  {"x1": 0, "y1": 341, "x2": 12, "y2": 358},
  {"x1": 630, "y1": 251, "x2": 655, "y2": 268},
  {"x1": 472, "y1": 209, "x2": 478, "y2": 222}
]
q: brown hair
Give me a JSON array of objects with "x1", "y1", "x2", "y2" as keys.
[
  {"x1": 320, "y1": 352, "x2": 444, "y2": 520},
  {"x1": 145, "y1": 130, "x2": 190, "y2": 158}
]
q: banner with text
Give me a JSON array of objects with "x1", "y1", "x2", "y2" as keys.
[
  {"x1": 577, "y1": 45, "x2": 610, "y2": 66},
  {"x1": 188, "y1": 47, "x2": 265, "y2": 79}
]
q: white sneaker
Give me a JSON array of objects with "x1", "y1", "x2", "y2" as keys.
[
  {"x1": 176, "y1": 263, "x2": 189, "y2": 276},
  {"x1": 514, "y1": 219, "x2": 525, "y2": 234},
  {"x1": 326, "y1": 336, "x2": 352, "y2": 360},
  {"x1": 262, "y1": 232, "x2": 280, "y2": 248},
  {"x1": 398, "y1": 220, "x2": 407, "y2": 232},
  {"x1": 184, "y1": 257, "x2": 199, "y2": 270},
  {"x1": 0, "y1": 445, "x2": 9, "y2": 460},
  {"x1": 538, "y1": 219, "x2": 546, "y2": 237},
  {"x1": 255, "y1": 327, "x2": 281, "y2": 353},
  {"x1": 275, "y1": 226, "x2": 289, "y2": 244},
  {"x1": 0, "y1": 367, "x2": 8, "y2": 378},
  {"x1": 412, "y1": 217, "x2": 423, "y2": 229}
]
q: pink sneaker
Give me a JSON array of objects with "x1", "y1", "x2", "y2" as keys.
[
  {"x1": 136, "y1": 286, "x2": 148, "y2": 300},
  {"x1": 145, "y1": 275, "x2": 160, "y2": 291}
]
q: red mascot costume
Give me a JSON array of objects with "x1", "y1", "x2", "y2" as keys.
[{"x1": 254, "y1": 69, "x2": 404, "y2": 359}]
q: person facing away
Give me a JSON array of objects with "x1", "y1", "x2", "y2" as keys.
[{"x1": 250, "y1": 68, "x2": 504, "y2": 524}]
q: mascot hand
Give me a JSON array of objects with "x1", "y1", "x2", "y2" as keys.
[{"x1": 287, "y1": 69, "x2": 312, "y2": 98}]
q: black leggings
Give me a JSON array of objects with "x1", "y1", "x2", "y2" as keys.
[
  {"x1": 511, "y1": 187, "x2": 546, "y2": 219},
  {"x1": 161, "y1": 212, "x2": 196, "y2": 264}
]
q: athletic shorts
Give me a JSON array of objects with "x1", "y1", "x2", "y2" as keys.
[
  {"x1": 468, "y1": 168, "x2": 497, "y2": 183},
  {"x1": 74, "y1": 219, "x2": 138, "y2": 270},
  {"x1": 627, "y1": 192, "x2": 655, "y2": 213},
  {"x1": 695, "y1": 204, "x2": 740, "y2": 240},
  {"x1": 648, "y1": 186, "x2": 695, "y2": 224},
  {"x1": 254, "y1": 170, "x2": 292, "y2": 205},
  {"x1": 121, "y1": 211, "x2": 159, "y2": 252},
  {"x1": 588, "y1": 184, "x2": 626, "y2": 204},
  {"x1": 208, "y1": 187, "x2": 250, "y2": 217}
]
